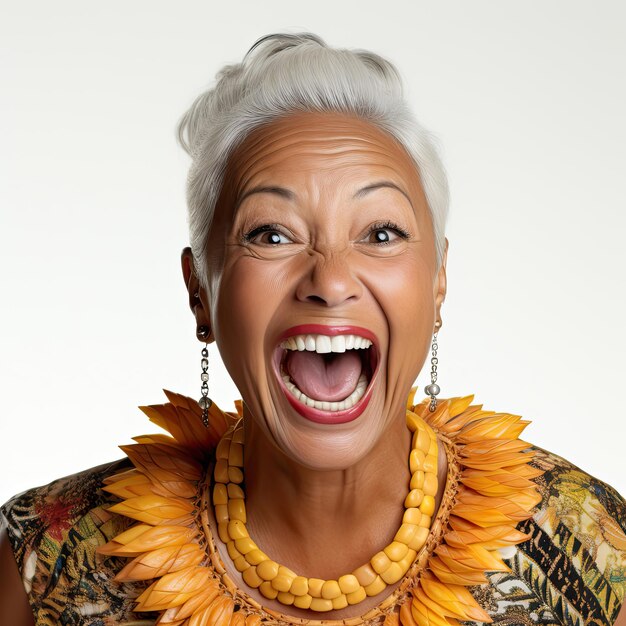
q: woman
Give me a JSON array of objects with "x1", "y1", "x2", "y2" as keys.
[{"x1": 1, "y1": 33, "x2": 625, "y2": 626}]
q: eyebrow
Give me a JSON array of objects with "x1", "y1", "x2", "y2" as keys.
[
  {"x1": 353, "y1": 182, "x2": 414, "y2": 208},
  {"x1": 235, "y1": 186, "x2": 295, "y2": 210},
  {"x1": 235, "y1": 181, "x2": 413, "y2": 210}
]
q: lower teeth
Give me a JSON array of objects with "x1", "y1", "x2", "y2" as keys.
[{"x1": 281, "y1": 373, "x2": 368, "y2": 412}]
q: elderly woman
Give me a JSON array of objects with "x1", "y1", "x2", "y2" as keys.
[{"x1": 1, "y1": 34, "x2": 625, "y2": 626}]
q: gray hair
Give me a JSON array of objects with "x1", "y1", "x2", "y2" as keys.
[{"x1": 177, "y1": 33, "x2": 449, "y2": 289}]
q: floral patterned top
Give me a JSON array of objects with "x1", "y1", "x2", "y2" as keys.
[{"x1": 2, "y1": 432, "x2": 625, "y2": 625}]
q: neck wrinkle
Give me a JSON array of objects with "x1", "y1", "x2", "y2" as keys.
[{"x1": 241, "y1": 406, "x2": 413, "y2": 579}]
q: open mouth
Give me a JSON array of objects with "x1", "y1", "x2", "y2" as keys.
[{"x1": 273, "y1": 325, "x2": 379, "y2": 424}]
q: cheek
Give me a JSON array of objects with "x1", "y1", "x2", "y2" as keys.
[
  {"x1": 212, "y1": 257, "x2": 291, "y2": 377},
  {"x1": 372, "y1": 252, "x2": 436, "y2": 377}
]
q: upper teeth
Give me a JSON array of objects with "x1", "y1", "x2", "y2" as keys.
[{"x1": 280, "y1": 334, "x2": 373, "y2": 354}]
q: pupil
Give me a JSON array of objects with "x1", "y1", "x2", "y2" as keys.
[{"x1": 375, "y1": 230, "x2": 389, "y2": 242}]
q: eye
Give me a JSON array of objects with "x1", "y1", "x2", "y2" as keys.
[
  {"x1": 363, "y1": 222, "x2": 411, "y2": 245},
  {"x1": 242, "y1": 224, "x2": 293, "y2": 245}
]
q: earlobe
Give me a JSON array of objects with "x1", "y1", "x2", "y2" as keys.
[
  {"x1": 181, "y1": 247, "x2": 214, "y2": 343},
  {"x1": 434, "y1": 238, "x2": 448, "y2": 328}
]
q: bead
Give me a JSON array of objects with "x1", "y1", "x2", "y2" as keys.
[
  {"x1": 201, "y1": 358, "x2": 209, "y2": 369},
  {"x1": 242, "y1": 566, "x2": 263, "y2": 588},
  {"x1": 419, "y1": 495, "x2": 436, "y2": 517},
  {"x1": 227, "y1": 520, "x2": 248, "y2": 540},
  {"x1": 384, "y1": 541, "x2": 409, "y2": 562},
  {"x1": 347, "y1": 586, "x2": 367, "y2": 605},
  {"x1": 201, "y1": 372, "x2": 209, "y2": 382},
  {"x1": 380, "y1": 562, "x2": 404, "y2": 585},
  {"x1": 228, "y1": 466, "x2": 244, "y2": 484},
  {"x1": 234, "y1": 556, "x2": 250, "y2": 572},
  {"x1": 423, "y1": 472, "x2": 438, "y2": 496},
  {"x1": 215, "y1": 504, "x2": 229, "y2": 524},
  {"x1": 228, "y1": 498, "x2": 246, "y2": 522},
  {"x1": 412, "y1": 428, "x2": 430, "y2": 453},
  {"x1": 423, "y1": 454, "x2": 437, "y2": 474},
  {"x1": 332, "y1": 594, "x2": 348, "y2": 610},
  {"x1": 293, "y1": 593, "x2": 313, "y2": 609},
  {"x1": 227, "y1": 483, "x2": 245, "y2": 499},
  {"x1": 213, "y1": 483, "x2": 228, "y2": 505},
  {"x1": 310, "y1": 598, "x2": 333, "y2": 612},
  {"x1": 396, "y1": 548, "x2": 417, "y2": 574},
  {"x1": 290, "y1": 576, "x2": 309, "y2": 596},
  {"x1": 408, "y1": 526, "x2": 429, "y2": 551},
  {"x1": 259, "y1": 581, "x2": 278, "y2": 599},
  {"x1": 338, "y1": 574, "x2": 360, "y2": 594},
  {"x1": 371, "y1": 551, "x2": 392, "y2": 574},
  {"x1": 217, "y1": 522, "x2": 230, "y2": 544},
  {"x1": 404, "y1": 489, "x2": 424, "y2": 508},
  {"x1": 402, "y1": 508, "x2": 422, "y2": 525},
  {"x1": 215, "y1": 437, "x2": 230, "y2": 460},
  {"x1": 321, "y1": 580, "x2": 341, "y2": 600},
  {"x1": 428, "y1": 438, "x2": 438, "y2": 457},
  {"x1": 418, "y1": 515, "x2": 432, "y2": 529},
  {"x1": 394, "y1": 523, "x2": 418, "y2": 545},
  {"x1": 353, "y1": 563, "x2": 377, "y2": 587},
  {"x1": 234, "y1": 537, "x2": 256, "y2": 554},
  {"x1": 424, "y1": 383, "x2": 440, "y2": 396},
  {"x1": 226, "y1": 541, "x2": 241, "y2": 560},
  {"x1": 410, "y1": 470, "x2": 425, "y2": 491},
  {"x1": 277, "y1": 591, "x2": 295, "y2": 605},
  {"x1": 308, "y1": 578, "x2": 325, "y2": 598},
  {"x1": 271, "y1": 574, "x2": 294, "y2": 592},
  {"x1": 229, "y1": 442, "x2": 244, "y2": 467},
  {"x1": 198, "y1": 396, "x2": 211, "y2": 410},
  {"x1": 405, "y1": 411, "x2": 422, "y2": 432},
  {"x1": 214, "y1": 459, "x2": 229, "y2": 483},
  {"x1": 364, "y1": 575, "x2": 386, "y2": 596},
  {"x1": 257, "y1": 559, "x2": 279, "y2": 580},
  {"x1": 246, "y1": 549, "x2": 268, "y2": 565},
  {"x1": 409, "y1": 449, "x2": 426, "y2": 474},
  {"x1": 233, "y1": 428, "x2": 245, "y2": 443}
]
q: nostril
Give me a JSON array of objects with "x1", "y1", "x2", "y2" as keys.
[{"x1": 306, "y1": 295, "x2": 327, "y2": 304}]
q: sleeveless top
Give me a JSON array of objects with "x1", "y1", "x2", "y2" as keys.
[{"x1": 2, "y1": 443, "x2": 626, "y2": 625}]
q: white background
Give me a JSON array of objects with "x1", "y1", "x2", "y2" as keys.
[{"x1": 1, "y1": 0, "x2": 624, "y2": 504}]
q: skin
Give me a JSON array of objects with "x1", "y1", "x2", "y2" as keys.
[{"x1": 182, "y1": 111, "x2": 449, "y2": 617}]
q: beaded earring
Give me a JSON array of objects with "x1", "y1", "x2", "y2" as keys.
[
  {"x1": 197, "y1": 325, "x2": 212, "y2": 427},
  {"x1": 424, "y1": 321, "x2": 441, "y2": 412}
]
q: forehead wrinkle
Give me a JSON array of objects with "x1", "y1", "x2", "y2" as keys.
[{"x1": 224, "y1": 112, "x2": 426, "y2": 225}]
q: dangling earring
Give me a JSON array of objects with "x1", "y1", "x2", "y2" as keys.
[
  {"x1": 424, "y1": 321, "x2": 441, "y2": 412},
  {"x1": 197, "y1": 325, "x2": 212, "y2": 427}
]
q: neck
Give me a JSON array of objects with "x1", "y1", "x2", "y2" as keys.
[{"x1": 242, "y1": 407, "x2": 413, "y2": 580}]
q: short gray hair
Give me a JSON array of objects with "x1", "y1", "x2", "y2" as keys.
[{"x1": 177, "y1": 33, "x2": 449, "y2": 289}]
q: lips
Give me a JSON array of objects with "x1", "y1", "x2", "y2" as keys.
[{"x1": 272, "y1": 324, "x2": 380, "y2": 425}]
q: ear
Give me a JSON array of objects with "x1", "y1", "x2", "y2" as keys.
[
  {"x1": 433, "y1": 238, "x2": 448, "y2": 330},
  {"x1": 181, "y1": 247, "x2": 215, "y2": 343}
]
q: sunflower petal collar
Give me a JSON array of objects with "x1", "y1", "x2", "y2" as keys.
[{"x1": 98, "y1": 389, "x2": 543, "y2": 626}]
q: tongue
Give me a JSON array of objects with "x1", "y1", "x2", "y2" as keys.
[{"x1": 285, "y1": 350, "x2": 363, "y2": 401}]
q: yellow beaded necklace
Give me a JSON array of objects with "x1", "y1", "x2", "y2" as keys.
[
  {"x1": 211, "y1": 410, "x2": 439, "y2": 612},
  {"x1": 99, "y1": 389, "x2": 543, "y2": 626}
]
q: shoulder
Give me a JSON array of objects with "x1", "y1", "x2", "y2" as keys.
[
  {"x1": 483, "y1": 446, "x2": 626, "y2": 625},
  {"x1": 0, "y1": 459, "x2": 148, "y2": 623}
]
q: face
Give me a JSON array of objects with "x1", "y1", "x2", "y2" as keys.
[{"x1": 186, "y1": 111, "x2": 447, "y2": 470}]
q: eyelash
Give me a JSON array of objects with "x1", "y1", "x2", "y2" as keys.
[
  {"x1": 241, "y1": 221, "x2": 412, "y2": 244},
  {"x1": 241, "y1": 223, "x2": 286, "y2": 244},
  {"x1": 368, "y1": 221, "x2": 412, "y2": 244}
]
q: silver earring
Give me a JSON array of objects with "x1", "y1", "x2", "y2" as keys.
[
  {"x1": 197, "y1": 326, "x2": 212, "y2": 427},
  {"x1": 424, "y1": 323, "x2": 441, "y2": 412}
]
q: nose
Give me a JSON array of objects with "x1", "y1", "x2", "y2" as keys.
[{"x1": 295, "y1": 249, "x2": 363, "y2": 307}]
